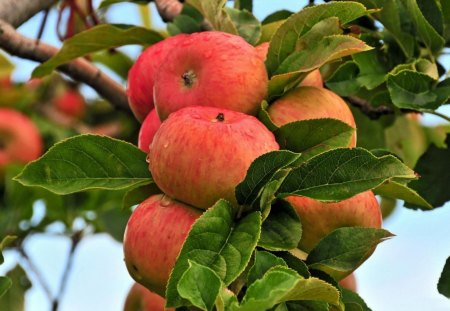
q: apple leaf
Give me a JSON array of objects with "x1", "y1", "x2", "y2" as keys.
[
  {"x1": 99, "y1": 0, "x2": 150, "y2": 9},
  {"x1": 0, "y1": 265, "x2": 32, "y2": 310},
  {"x1": 234, "y1": 0, "x2": 252, "y2": 12},
  {"x1": 0, "y1": 236, "x2": 16, "y2": 264},
  {"x1": 438, "y1": 256, "x2": 450, "y2": 299},
  {"x1": 373, "y1": 180, "x2": 432, "y2": 209},
  {"x1": 177, "y1": 261, "x2": 222, "y2": 311},
  {"x1": 325, "y1": 61, "x2": 361, "y2": 96},
  {"x1": 91, "y1": 50, "x2": 134, "y2": 80},
  {"x1": 14, "y1": 134, "x2": 153, "y2": 195},
  {"x1": 187, "y1": 0, "x2": 238, "y2": 35},
  {"x1": 277, "y1": 252, "x2": 310, "y2": 279},
  {"x1": 0, "y1": 277, "x2": 12, "y2": 299},
  {"x1": 167, "y1": 4, "x2": 203, "y2": 35},
  {"x1": 352, "y1": 49, "x2": 388, "y2": 90},
  {"x1": 259, "y1": 200, "x2": 302, "y2": 251},
  {"x1": 341, "y1": 288, "x2": 371, "y2": 311},
  {"x1": 165, "y1": 200, "x2": 261, "y2": 308},
  {"x1": 306, "y1": 227, "x2": 393, "y2": 280},
  {"x1": 247, "y1": 251, "x2": 287, "y2": 286},
  {"x1": 277, "y1": 147, "x2": 417, "y2": 202},
  {"x1": 282, "y1": 301, "x2": 330, "y2": 310},
  {"x1": 32, "y1": 24, "x2": 163, "y2": 77},
  {"x1": 275, "y1": 119, "x2": 355, "y2": 162},
  {"x1": 225, "y1": 7, "x2": 261, "y2": 45},
  {"x1": 235, "y1": 150, "x2": 301, "y2": 206},
  {"x1": 122, "y1": 183, "x2": 161, "y2": 209}
]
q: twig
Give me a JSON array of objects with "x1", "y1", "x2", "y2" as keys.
[
  {"x1": 0, "y1": 19, "x2": 129, "y2": 110},
  {"x1": 345, "y1": 95, "x2": 394, "y2": 120},
  {"x1": 422, "y1": 109, "x2": 450, "y2": 123}
]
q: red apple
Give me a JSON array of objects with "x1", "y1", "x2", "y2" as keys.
[
  {"x1": 127, "y1": 34, "x2": 189, "y2": 122},
  {"x1": 267, "y1": 86, "x2": 357, "y2": 147},
  {"x1": 138, "y1": 109, "x2": 161, "y2": 153},
  {"x1": 153, "y1": 31, "x2": 268, "y2": 121},
  {"x1": 255, "y1": 42, "x2": 323, "y2": 87},
  {"x1": 52, "y1": 88, "x2": 86, "y2": 119},
  {"x1": 0, "y1": 108, "x2": 43, "y2": 169},
  {"x1": 123, "y1": 194, "x2": 202, "y2": 297},
  {"x1": 148, "y1": 106, "x2": 279, "y2": 209},
  {"x1": 123, "y1": 283, "x2": 174, "y2": 311},
  {"x1": 285, "y1": 191, "x2": 382, "y2": 253},
  {"x1": 339, "y1": 273, "x2": 357, "y2": 292}
]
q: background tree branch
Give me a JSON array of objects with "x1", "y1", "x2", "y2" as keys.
[{"x1": 0, "y1": 0, "x2": 57, "y2": 28}]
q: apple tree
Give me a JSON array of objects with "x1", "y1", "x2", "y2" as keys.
[{"x1": 0, "y1": 0, "x2": 450, "y2": 310}]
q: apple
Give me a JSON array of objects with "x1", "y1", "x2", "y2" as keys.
[
  {"x1": 123, "y1": 194, "x2": 202, "y2": 297},
  {"x1": 255, "y1": 42, "x2": 323, "y2": 87},
  {"x1": 148, "y1": 106, "x2": 279, "y2": 209},
  {"x1": 127, "y1": 34, "x2": 189, "y2": 122},
  {"x1": 123, "y1": 283, "x2": 174, "y2": 311},
  {"x1": 153, "y1": 31, "x2": 268, "y2": 121},
  {"x1": 339, "y1": 273, "x2": 357, "y2": 292},
  {"x1": 52, "y1": 88, "x2": 86, "y2": 119},
  {"x1": 0, "y1": 108, "x2": 43, "y2": 170},
  {"x1": 285, "y1": 191, "x2": 382, "y2": 253},
  {"x1": 267, "y1": 86, "x2": 357, "y2": 147},
  {"x1": 138, "y1": 109, "x2": 161, "y2": 153}
]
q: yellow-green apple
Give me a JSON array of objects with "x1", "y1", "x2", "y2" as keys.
[
  {"x1": 138, "y1": 109, "x2": 161, "y2": 153},
  {"x1": 0, "y1": 108, "x2": 43, "y2": 170},
  {"x1": 127, "y1": 34, "x2": 189, "y2": 122},
  {"x1": 254, "y1": 42, "x2": 323, "y2": 87},
  {"x1": 339, "y1": 273, "x2": 357, "y2": 292},
  {"x1": 123, "y1": 194, "x2": 202, "y2": 297},
  {"x1": 153, "y1": 31, "x2": 268, "y2": 121},
  {"x1": 285, "y1": 191, "x2": 382, "y2": 253},
  {"x1": 52, "y1": 88, "x2": 86, "y2": 119},
  {"x1": 148, "y1": 106, "x2": 279, "y2": 209},
  {"x1": 123, "y1": 283, "x2": 174, "y2": 311},
  {"x1": 267, "y1": 86, "x2": 357, "y2": 147}
]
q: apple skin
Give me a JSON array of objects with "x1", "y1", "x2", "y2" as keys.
[
  {"x1": 285, "y1": 191, "x2": 382, "y2": 253},
  {"x1": 53, "y1": 89, "x2": 86, "y2": 119},
  {"x1": 255, "y1": 42, "x2": 323, "y2": 87},
  {"x1": 339, "y1": 273, "x2": 357, "y2": 292},
  {"x1": 0, "y1": 108, "x2": 43, "y2": 169},
  {"x1": 138, "y1": 109, "x2": 161, "y2": 153},
  {"x1": 153, "y1": 31, "x2": 268, "y2": 121},
  {"x1": 127, "y1": 34, "x2": 189, "y2": 122},
  {"x1": 148, "y1": 106, "x2": 279, "y2": 209},
  {"x1": 267, "y1": 86, "x2": 357, "y2": 147},
  {"x1": 123, "y1": 283, "x2": 174, "y2": 311},
  {"x1": 123, "y1": 194, "x2": 202, "y2": 297}
]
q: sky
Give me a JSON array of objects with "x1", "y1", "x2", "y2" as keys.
[{"x1": 1, "y1": 1, "x2": 450, "y2": 310}]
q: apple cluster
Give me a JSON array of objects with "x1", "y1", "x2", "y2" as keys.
[{"x1": 123, "y1": 31, "x2": 382, "y2": 309}]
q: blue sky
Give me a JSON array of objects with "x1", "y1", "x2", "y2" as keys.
[{"x1": 1, "y1": 1, "x2": 450, "y2": 310}]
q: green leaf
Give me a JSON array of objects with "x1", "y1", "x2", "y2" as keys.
[
  {"x1": 165, "y1": 200, "x2": 261, "y2": 308},
  {"x1": 14, "y1": 134, "x2": 153, "y2": 195},
  {"x1": 266, "y1": 1, "x2": 369, "y2": 75},
  {"x1": 99, "y1": 0, "x2": 150, "y2": 9},
  {"x1": 167, "y1": 4, "x2": 203, "y2": 35},
  {"x1": 186, "y1": 0, "x2": 238, "y2": 35},
  {"x1": 92, "y1": 50, "x2": 134, "y2": 80},
  {"x1": 247, "y1": 251, "x2": 287, "y2": 285},
  {"x1": 341, "y1": 288, "x2": 371, "y2": 311},
  {"x1": 0, "y1": 52, "x2": 14, "y2": 76},
  {"x1": 0, "y1": 277, "x2": 12, "y2": 298},
  {"x1": 262, "y1": 10, "x2": 293, "y2": 25},
  {"x1": 32, "y1": 24, "x2": 163, "y2": 77},
  {"x1": 442, "y1": 0, "x2": 450, "y2": 43},
  {"x1": 259, "y1": 200, "x2": 302, "y2": 251},
  {"x1": 277, "y1": 252, "x2": 310, "y2": 278},
  {"x1": 353, "y1": 49, "x2": 388, "y2": 90},
  {"x1": 234, "y1": 0, "x2": 252, "y2": 12},
  {"x1": 277, "y1": 148, "x2": 417, "y2": 202},
  {"x1": 235, "y1": 151, "x2": 301, "y2": 206},
  {"x1": 438, "y1": 256, "x2": 450, "y2": 298},
  {"x1": 225, "y1": 8, "x2": 261, "y2": 45},
  {"x1": 373, "y1": 180, "x2": 432, "y2": 209},
  {"x1": 122, "y1": 183, "x2": 161, "y2": 209},
  {"x1": 275, "y1": 119, "x2": 355, "y2": 162},
  {"x1": 0, "y1": 265, "x2": 32, "y2": 311},
  {"x1": 284, "y1": 300, "x2": 330, "y2": 311},
  {"x1": 177, "y1": 261, "x2": 222, "y2": 311},
  {"x1": 406, "y1": 135, "x2": 450, "y2": 209},
  {"x1": 306, "y1": 227, "x2": 393, "y2": 280},
  {"x1": 325, "y1": 61, "x2": 362, "y2": 96}
]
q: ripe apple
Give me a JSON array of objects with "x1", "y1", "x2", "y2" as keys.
[
  {"x1": 148, "y1": 106, "x2": 279, "y2": 209},
  {"x1": 0, "y1": 108, "x2": 43, "y2": 170},
  {"x1": 123, "y1": 283, "x2": 174, "y2": 311},
  {"x1": 138, "y1": 109, "x2": 161, "y2": 153},
  {"x1": 153, "y1": 31, "x2": 268, "y2": 121},
  {"x1": 127, "y1": 34, "x2": 189, "y2": 122},
  {"x1": 52, "y1": 88, "x2": 86, "y2": 119},
  {"x1": 267, "y1": 86, "x2": 357, "y2": 147},
  {"x1": 255, "y1": 42, "x2": 323, "y2": 87},
  {"x1": 123, "y1": 194, "x2": 202, "y2": 297},
  {"x1": 285, "y1": 191, "x2": 382, "y2": 253},
  {"x1": 339, "y1": 273, "x2": 357, "y2": 292}
]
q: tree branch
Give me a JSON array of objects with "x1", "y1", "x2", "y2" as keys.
[
  {"x1": 153, "y1": 0, "x2": 183, "y2": 22},
  {"x1": 0, "y1": 19, "x2": 129, "y2": 110},
  {"x1": 0, "y1": 0, "x2": 57, "y2": 28},
  {"x1": 345, "y1": 95, "x2": 394, "y2": 120}
]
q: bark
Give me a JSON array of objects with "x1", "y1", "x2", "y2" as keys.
[{"x1": 0, "y1": 0, "x2": 57, "y2": 28}]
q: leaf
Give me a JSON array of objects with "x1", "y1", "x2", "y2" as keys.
[
  {"x1": 262, "y1": 10, "x2": 293, "y2": 25},
  {"x1": 247, "y1": 251, "x2": 287, "y2": 285},
  {"x1": 325, "y1": 61, "x2": 362, "y2": 96},
  {"x1": 438, "y1": 256, "x2": 450, "y2": 298},
  {"x1": 277, "y1": 252, "x2": 310, "y2": 279},
  {"x1": 99, "y1": 0, "x2": 150, "y2": 9},
  {"x1": 122, "y1": 183, "x2": 161, "y2": 209},
  {"x1": 14, "y1": 134, "x2": 153, "y2": 195},
  {"x1": 32, "y1": 24, "x2": 163, "y2": 77},
  {"x1": 234, "y1": 0, "x2": 252, "y2": 12},
  {"x1": 0, "y1": 52, "x2": 14, "y2": 76},
  {"x1": 235, "y1": 151, "x2": 301, "y2": 206},
  {"x1": 165, "y1": 200, "x2": 261, "y2": 308},
  {"x1": 225, "y1": 8, "x2": 261, "y2": 45},
  {"x1": 284, "y1": 300, "x2": 330, "y2": 311},
  {"x1": 177, "y1": 261, "x2": 222, "y2": 311},
  {"x1": 341, "y1": 288, "x2": 371, "y2": 311},
  {"x1": 306, "y1": 227, "x2": 393, "y2": 280},
  {"x1": 373, "y1": 180, "x2": 431, "y2": 209},
  {"x1": 406, "y1": 135, "x2": 450, "y2": 209},
  {"x1": 186, "y1": 0, "x2": 238, "y2": 35},
  {"x1": 0, "y1": 277, "x2": 12, "y2": 298},
  {"x1": 266, "y1": 1, "x2": 369, "y2": 75},
  {"x1": 92, "y1": 50, "x2": 134, "y2": 80},
  {"x1": 167, "y1": 4, "x2": 203, "y2": 35},
  {"x1": 275, "y1": 119, "x2": 355, "y2": 162},
  {"x1": 259, "y1": 200, "x2": 302, "y2": 251},
  {"x1": 0, "y1": 265, "x2": 32, "y2": 311},
  {"x1": 353, "y1": 49, "x2": 388, "y2": 90},
  {"x1": 277, "y1": 148, "x2": 417, "y2": 202},
  {"x1": 0, "y1": 236, "x2": 16, "y2": 265}
]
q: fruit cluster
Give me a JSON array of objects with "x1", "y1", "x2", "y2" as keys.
[{"x1": 123, "y1": 31, "x2": 382, "y2": 309}]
